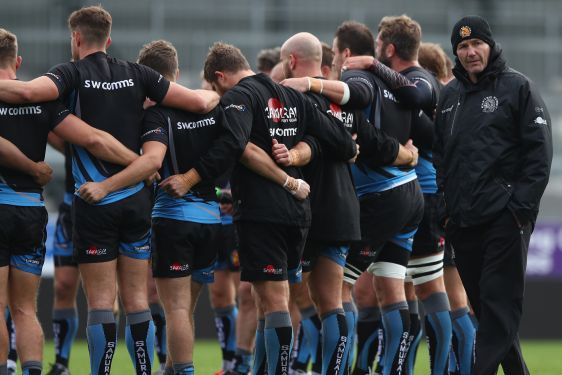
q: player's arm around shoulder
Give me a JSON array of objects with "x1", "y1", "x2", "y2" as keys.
[
  {"x1": 162, "y1": 83, "x2": 220, "y2": 114},
  {"x1": 0, "y1": 76, "x2": 59, "y2": 104}
]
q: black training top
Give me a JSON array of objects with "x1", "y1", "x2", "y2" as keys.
[
  {"x1": 141, "y1": 104, "x2": 239, "y2": 202},
  {"x1": 220, "y1": 73, "x2": 356, "y2": 227},
  {"x1": 301, "y1": 90, "x2": 361, "y2": 243},
  {"x1": 44, "y1": 51, "x2": 170, "y2": 204},
  {"x1": 0, "y1": 99, "x2": 70, "y2": 198}
]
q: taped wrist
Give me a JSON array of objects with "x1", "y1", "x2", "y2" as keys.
[
  {"x1": 283, "y1": 176, "x2": 300, "y2": 195},
  {"x1": 288, "y1": 149, "x2": 301, "y2": 166}
]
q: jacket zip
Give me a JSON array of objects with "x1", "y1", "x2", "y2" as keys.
[{"x1": 449, "y1": 95, "x2": 461, "y2": 136}]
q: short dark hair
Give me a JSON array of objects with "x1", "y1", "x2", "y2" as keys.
[
  {"x1": 138, "y1": 40, "x2": 178, "y2": 80},
  {"x1": 204, "y1": 42, "x2": 251, "y2": 83},
  {"x1": 378, "y1": 15, "x2": 421, "y2": 61},
  {"x1": 256, "y1": 47, "x2": 281, "y2": 73},
  {"x1": 0, "y1": 28, "x2": 17, "y2": 68},
  {"x1": 334, "y1": 21, "x2": 375, "y2": 56},
  {"x1": 321, "y1": 42, "x2": 334, "y2": 69},
  {"x1": 68, "y1": 5, "x2": 112, "y2": 46}
]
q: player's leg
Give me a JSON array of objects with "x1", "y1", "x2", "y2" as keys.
[
  {"x1": 147, "y1": 267, "x2": 167, "y2": 374},
  {"x1": 229, "y1": 281, "x2": 257, "y2": 375},
  {"x1": 410, "y1": 253, "x2": 452, "y2": 375},
  {"x1": 403, "y1": 282, "x2": 422, "y2": 375},
  {"x1": 210, "y1": 268, "x2": 238, "y2": 372},
  {"x1": 9, "y1": 268, "x2": 44, "y2": 375},
  {"x1": 9, "y1": 205, "x2": 51, "y2": 375},
  {"x1": 5, "y1": 308, "x2": 17, "y2": 374},
  {"x1": 443, "y1": 245, "x2": 475, "y2": 375},
  {"x1": 290, "y1": 272, "x2": 319, "y2": 375},
  {"x1": 48, "y1": 200, "x2": 80, "y2": 375},
  {"x1": 308, "y1": 246, "x2": 349, "y2": 375},
  {"x1": 0, "y1": 266, "x2": 9, "y2": 374}
]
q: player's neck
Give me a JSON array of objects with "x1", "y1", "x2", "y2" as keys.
[
  {"x1": 0, "y1": 68, "x2": 17, "y2": 80},
  {"x1": 235, "y1": 69, "x2": 255, "y2": 83},
  {"x1": 79, "y1": 47, "x2": 106, "y2": 60},
  {"x1": 392, "y1": 58, "x2": 419, "y2": 72}
]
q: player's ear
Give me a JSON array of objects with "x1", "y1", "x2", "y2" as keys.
[
  {"x1": 386, "y1": 43, "x2": 395, "y2": 59},
  {"x1": 15, "y1": 56, "x2": 22, "y2": 70},
  {"x1": 106, "y1": 36, "x2": 112, "y2": 49},
  {"x1": 343, "y1": 48, "x2": 352, "y2": 59},
  {"x1": 214, "y1": 71, "x2": 225, "y2": 82},
  {"x1": 175, "y1": 68, "x2": 180, "y2": 81}
]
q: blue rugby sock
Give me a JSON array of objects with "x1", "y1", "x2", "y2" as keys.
[
  {"x1": 265, "y1": 311, "x2": 293, "y2": 375},
  {"x1": 451, "y1": 307, "x2": 476, "y2": 375},
  {"x1": 125, "y1": 310, "x2": 155, "y2": 375},
  {"x1": 174, "y1": 361, "x2": 194, "y2": 375},
  {"x1": 252, "y1": 320, "x2": 267, "y2": 375},
  {"x1": 53, "y1": 308, "x2": 79, "y2": 367},
  {"x1": 21, "y1": 361, "x2": 42, "y2": 375},
  {"x1": 352, "y1": 306, "x2": 380, "y2": 375},
  {"x1": 381, "y1": 301, "x2": 410, "y2": 375},
  {"x1": 150, "y1": 303, "x2": 167, "y2": 367},
  {"x1": 404, "y1": 300, "x2": 422, "y2": 375},
  {"x1": 321, "y1": 309, "x2": 348, "y2": 375},
  {"x1": 422, "y1": 293, "x2": 452, "y2": 375},
  {"x1": 87, "y1": 309, "x2": 117, "y2": 375},
  {"x1": 214, "y1": 305, "x2": 239, "y2": 370}
]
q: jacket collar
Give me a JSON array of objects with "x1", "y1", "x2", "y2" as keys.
[{"x1": 453, "y1": 44, "x2": 506, "y2": 90}]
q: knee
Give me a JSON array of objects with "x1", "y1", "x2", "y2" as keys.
[{"x1": 54, "y1": 277, "x2": 78, "y2": 301}]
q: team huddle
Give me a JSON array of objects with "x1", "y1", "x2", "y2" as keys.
[{"x1": 0, "y1": 5, "x2": 553, "y2": 375}]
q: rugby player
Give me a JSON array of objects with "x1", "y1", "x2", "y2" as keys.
[
  {"x1": 282, "y1": 21, "x2": 424, "y2": 375},
  {"x1": 343, "y1": 15, "x2": 454, "y2": 374},
  {"x1": 0, "y1": 6, "x2": 220, "y2": 374},
  {"x1": 204, "y1": 41, "x2": 358, "y2": 375},
  {"x1": 0, "y1": 27, "x2": 142, "y2": 375}
]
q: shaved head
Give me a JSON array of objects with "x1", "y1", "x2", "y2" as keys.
[
  {"x1": 281, "y1": 32, "x2": 322, "y2": 62},
  {"x1": 281, "y1": 32, "x2": 323, "y2": 78}
]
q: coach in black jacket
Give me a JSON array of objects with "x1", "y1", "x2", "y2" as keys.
[{"x1": 434, "y1": 16, "x2": 552, "y2": 375}]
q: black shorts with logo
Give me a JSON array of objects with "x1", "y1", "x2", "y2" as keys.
[
  {"x1": 72, "y1": 187, "x2": 152, "y2": 263},
  {"x1": 443, "y1": 240, "x2": 456, "y2": 267},
  {"x1": 0, "y1": 204, "x2": 48, "y2": 275},
  {"x1": 215, "y1": 224, "x2": 240, "y2": 272},
  {"x1": 412, "y1": 193, "x2": 445, "y2": 257},
  {"x1": 347, "y1": 180, "x2": 424, "y2": 273},
  {"x1": 151, "y1": 217, "x2": 221, "y2": 281},
  {"x1": 236, "y1": 221, "x2": 307, "y2": 282}
]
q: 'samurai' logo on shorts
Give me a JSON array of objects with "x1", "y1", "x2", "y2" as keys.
[
  {"x1": 86, "y1": 246, "x2": 107, "y2": 256},
  {"x1": 263, "y1": 264, "x2": 283, "y2": 275},
  {"x1": 169, "y1": 262, "x2": 189, "y2": 272},
  {"x1": 359, "y1": 246, "x2": 376, "y2": 257}
]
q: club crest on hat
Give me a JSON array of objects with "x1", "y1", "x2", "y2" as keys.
[{"x1": 460, "y1": 26, "x2": 471, "y2": 38}]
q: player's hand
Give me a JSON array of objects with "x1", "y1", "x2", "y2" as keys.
[
  {"x1": 283, "y1": 176, "x2": 310, "y2": 200},
  {"x1": 31, "y1": 161, "x2": 53, "y2": 186},
  {"x1": 404, "y1": 139, "x2": 418, "y2": 167},
  {"x1": 342, "y1": 56, "x2": 376, "y2": 72},
  {"x1": 159, "y1": 174, "x2": 192, "y2": 198},
  {"x1": 348, "y1": 134, "x2": 360, "y2": 164},
  {"x1": 272, "y1": 139, "x2": 292, "y2": 166},
  {"x1": 280, "y1": 77, "x2": 310, "y2": 92},
  {"x1": 145, "y1": 171, "x2": 161, "y2": 186},
  {"x1": 79, "y1": 182, "x2": 109, "y2": 204}
]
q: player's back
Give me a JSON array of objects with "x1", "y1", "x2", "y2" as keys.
[
  {"x1": 46, "y1": 52, "x2": 170, "y2": 200},
  {"x1": 0, "y1": 100, "x2": 69, "y2": 201}
]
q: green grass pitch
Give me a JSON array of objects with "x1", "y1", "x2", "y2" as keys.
[{"x1": 38, "y1": 339, "x2": 562, "y2": 374}]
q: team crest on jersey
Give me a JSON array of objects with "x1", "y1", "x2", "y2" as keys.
[
  {"x1": 328, "y1": 102, "x2": 343, "y2": 121},
  {"x1": 481, "y1": 96, "x2": 498, "y2": 113},
  {"x1": 460, "y1": 26, "x2": 471, "y2": 38}
]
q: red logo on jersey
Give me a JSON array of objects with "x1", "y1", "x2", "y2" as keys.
[{"x1": 265, "y1": 98, "x2": 298, "y2": 124}]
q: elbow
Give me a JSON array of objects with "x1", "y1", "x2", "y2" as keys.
[{"x1": 84, "y1": 131, "x2": 104, "y2": 151}]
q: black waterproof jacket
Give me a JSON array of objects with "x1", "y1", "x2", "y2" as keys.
[{"x1": 434, "y1": 45, "x2": 552, "y2": 227}]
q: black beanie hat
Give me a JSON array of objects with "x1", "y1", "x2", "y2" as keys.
[{"x1": 451, "y1": 15, "x2": 495, "y2": 55}]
